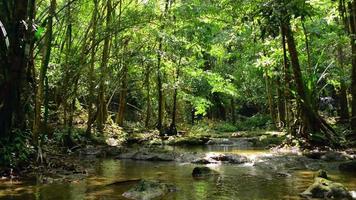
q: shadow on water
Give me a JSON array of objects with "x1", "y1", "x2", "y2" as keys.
[{"x1": 1, "y1": 146, "x2": 356, "y2": 200}]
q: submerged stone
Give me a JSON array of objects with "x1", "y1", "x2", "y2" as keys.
[
  {"x1": 192, "y1": 167, "x2": 218, "y2": 178},
  {"x1": 117, "y1": 151, "x2": 175, "y2": 161},
  {"x1": 122, "y1": 180, "x2": 177, "y2": 200}
]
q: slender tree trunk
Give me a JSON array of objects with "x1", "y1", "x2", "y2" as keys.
[
  {"x1": 169, "y1": 58, "x2": 181, "y2": 135},
  {"x1": 62, "y1": 0, "x2": 72, "y2": 129},
  {"x1": 116, "y1": 61, "x2": 128, "y2": 126},
  {"x1": 337, "y1": 45, "x2": 350, "y2": 122},
  {"x1": 349, "y1": 1, "x2": 356, "y2": 144},
  {"x1": 265, "y1": 69, "x2": 277, "y2": 125},
  {"x1": 301, "y1": 17, "x2": 312, "y2": 73},
  {"x1": 335, "y1": 0, "x2": 350, "y2": 122},
  {"x1": 97, "y1": 0, "x2": 112, "y2": 132},
  {"x1": 61, "y1": 0, "x2": 74, "y2": 147},
  {"x1": 281, "y1": 25, "x2": 291, "y2": 133},
  {"x1": 145, "y1": 64, "x2": 151, "y2": 128},
  {"x1": 157, "y1": 40, "x2": 164, "y2": 133},
  {"x1": 86, "y1": 0, "x2": 98, "y2": 136},
  {"x1": 276, "y1": 77, "x2": 286, "y2": 127},
  {"x1": 156, "y1": 0, "x2": 171, "y2": 134},
  {"x1": 231, "y1": 98, "x2": 236, "y2": 124},
  {"x1": 115, "y1": 0, "x2": 126, "y2": 127},
  {"x1": 33, "y1": 0, "x2": 56, "y2": 144}
]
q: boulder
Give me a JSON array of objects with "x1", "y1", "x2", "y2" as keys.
[
  {"x1": 192, "y1": 158, "x2": 215, "y2": 164},
  {"x1": 301, "y1": 177, "x2": 353, "y2": 199},
  {"x1": 339, "y1": 161, "x2": 356, "y2": 173},
  {"x1": 192, "y1": 167, "x2": 218, "y2": 178},
  {"x1": 321, "y1": 152, "x2": 349, "y2": 162},
  {"x1": 303, "y1": 151, "x2": 326, "y2": 160},
  {"x1": 122, "y1": 180, "x2": 177, "y2": 200}
]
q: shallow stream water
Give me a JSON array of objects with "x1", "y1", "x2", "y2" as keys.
[{"x1": 1, "y1": 144, "x2": 356, "y2": 200}]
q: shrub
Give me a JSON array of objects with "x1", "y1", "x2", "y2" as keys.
[
  {"x1": 235, "y1": 114, "x2": 273, "y2": 131},
  {"x1": 213, "y1": 122, "x2": 238, "y2": 132},
  {"x1": 0, "y1": 129, "x2": 33, "y2": 167}
]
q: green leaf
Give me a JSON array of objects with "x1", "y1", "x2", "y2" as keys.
[{"x1": 35, "y1": 27, "x2": 45, "y2": 40}]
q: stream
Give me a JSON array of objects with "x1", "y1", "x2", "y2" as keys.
[{"x1": 1, "y1": 142, "x2": 356, "y2": 200}]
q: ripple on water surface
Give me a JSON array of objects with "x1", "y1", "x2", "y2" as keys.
[{"x1": 1, "y1": 148, "x2": 356, "y2": 200}]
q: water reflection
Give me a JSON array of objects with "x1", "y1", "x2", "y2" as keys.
[{"x1": 1, "y1": 153, "x2": 356, "y2": 200}]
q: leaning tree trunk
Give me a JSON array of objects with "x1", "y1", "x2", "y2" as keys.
[{"x1": 282, "y1": 19, "x2": 337, "y2": 147}]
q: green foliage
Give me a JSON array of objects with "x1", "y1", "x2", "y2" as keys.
[
  {"x1": 35, "y1": 26, "x2": 45, "y2": 41},
  {"x1": 235, "y1": 114, "x2": 273, "y2": 131},
  {"x1": 0, "y1": 130, "x2": 33, "y2": 167},
  {"x1": 213, "y1": 122, "x2": 238, "y2": 132}
]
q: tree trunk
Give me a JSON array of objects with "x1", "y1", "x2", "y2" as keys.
[
  {"x1": 276, "y1": 77, "x2": 286, "y2": 127},
  {"x1": 335, "y1": 0, "x2": 350, "y2": 122},
  {"x1": 169, "y1": 58, "x2": 181, "y2": 135},
  {"x1": 116, "y1": 62, "x2": 128, "y2": 126},
  {"x1": 265, "y1": 69, "x2": 277, "y2": 125},
  {"x1": 282, "y1": 19, "x2": 337, "y2": 146},
  {"x1": 86, "y1": 0, "x2": 98, "y2": 136},
  {"x1": 231, "y1": 98, "x2": 236, "y2": 124},
  {"x1": 0, "y1": 0, "x2": 32, "y2": 137},
  {"x1": 337, "y1": 45, "x2": 350, "y2": 122},
  {"x1": 157, "y1": 40, "x2": 164, "y2": 133},
  {"x1": 97, "y1": 0, "x2": 112, "y2": 133},
  {"x1": 301, "y1": 17, "x2": 312, "y2": 73},
  {"x1": 145, "y1": 64, "x2": 151, "y2": 128},
  {"x1": 33, "y1": 0, "x2": 56, "y2": 144},
  {"x1": 281, "y1": 25, "x2": 292, "y2": 133},
  {"x1": 349, "y1": 1, "x2": 356, "y2": 144}
]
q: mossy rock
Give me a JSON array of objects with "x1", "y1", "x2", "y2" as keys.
[
  {"x1": 301, "y1": 177, "x2": 353, "y2": 199},
  {"x1": 314, "y1": 169, "x2": 328, "y2": 179},
  {"x1": 192, "y1": 166, "x2": 219, "y2": 178}
]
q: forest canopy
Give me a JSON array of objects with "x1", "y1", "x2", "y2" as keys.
[{"x1": 1, "y1": 0, "x2": 356, "y2": 166}]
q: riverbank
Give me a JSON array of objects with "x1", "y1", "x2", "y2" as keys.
[{"x1": 1, "y1": 130, "x2": 355, "y2": 183}]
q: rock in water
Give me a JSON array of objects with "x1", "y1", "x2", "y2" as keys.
[
  {"x1": 192, "y1": 167, "x2": 218, "y2": 178},
  {"x1": 122, "y1": 180, "x2": 176, "y2": 200},
  {"x1": 315, "y1": 169, "x2": 328, "y2": 179},
  {"x1": 301, "y1": 177, "x2": 353, "y2": 199}
]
